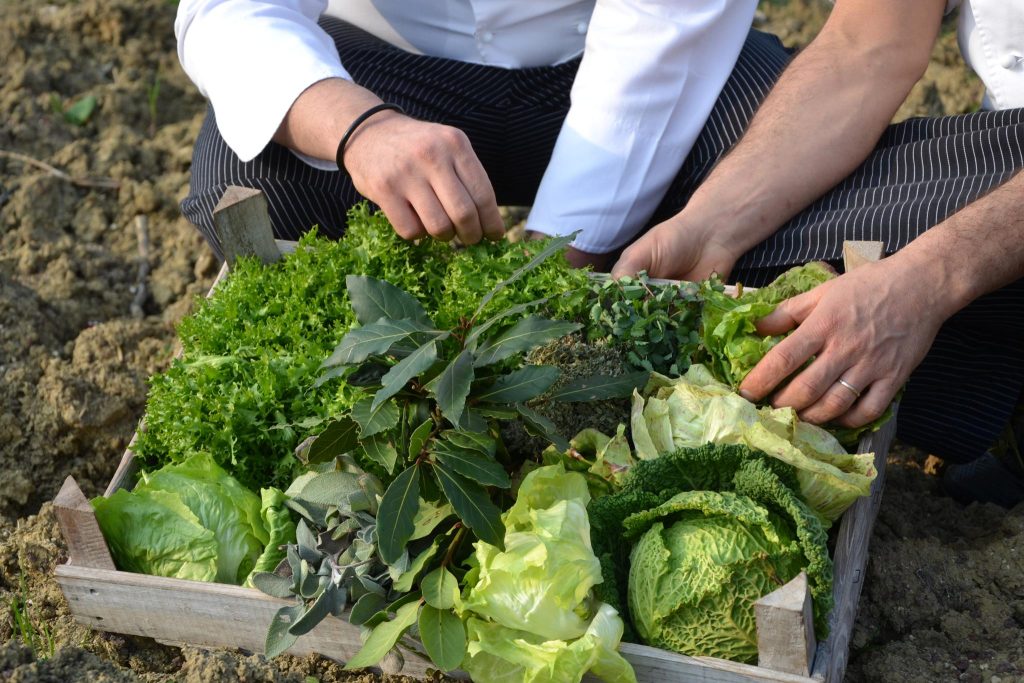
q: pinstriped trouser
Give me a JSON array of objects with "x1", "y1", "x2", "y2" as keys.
[{"x1": 182, "y1": 20, "x2": 1024, "y2": 465}]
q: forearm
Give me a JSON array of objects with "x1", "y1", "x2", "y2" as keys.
[
  {"x1": 272, "y1": 77, "x2": 389, "y2": 164},
  {"x1": 889, "y1": 171, "x2": 1024, "y2": 318},
  {"x1": 681, "y1": 3, "x2": 942, "y2": 253}
]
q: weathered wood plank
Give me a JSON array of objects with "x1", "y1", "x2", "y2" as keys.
[
  {"x1": 810, "y1": 413, "x2": 896, "y2": 682},
  {"x1": 755, "y1": 572, "x2": 815, "y2": 676},
  {"x1": 212, "y1": 186, "x2": 282, "y2": 267},
  {"x1": 54, "y1": 477, "x2": 116, "y2": 570},
  {"x1": 54, "y1": 565, "x2": 442, "y2": 677}
]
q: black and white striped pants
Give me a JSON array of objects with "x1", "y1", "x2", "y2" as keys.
[{"x1": 182, "y1": 20, "x2": 1024, "y2": 465}]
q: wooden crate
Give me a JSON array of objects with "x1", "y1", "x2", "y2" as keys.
[{"x1": 54, "y1": 189, "x2": 895, "y2": 682}]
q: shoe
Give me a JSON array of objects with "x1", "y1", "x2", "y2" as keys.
[{"x1": 942, "y1": 450, "x2": 1024, "y2": 509}]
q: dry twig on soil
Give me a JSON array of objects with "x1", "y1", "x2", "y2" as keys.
[
  {"x1": 0, "y1": 149, "x2": 120, "y2": 189},
  {"x1": 131, "y1": 215, "x2": 151, "y2": 318}
]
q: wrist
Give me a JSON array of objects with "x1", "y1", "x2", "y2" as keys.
[{"x1": 881, "y1": 247, "x2": 972, "y2": 322}]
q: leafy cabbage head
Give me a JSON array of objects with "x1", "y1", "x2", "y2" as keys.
[
  {"x1": 625, "y1": 490, "x2": 804, "y2": 663},
  {"x1": 631, "y1": 365, "x2": 876, "y2": 522}
]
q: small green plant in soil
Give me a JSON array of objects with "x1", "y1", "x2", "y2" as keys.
[{"x1": 7, "y1": 570, "x2": 55, "y2": 660}]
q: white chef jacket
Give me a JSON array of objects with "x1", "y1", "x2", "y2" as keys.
[
  {"x1": 952, "y1": 0, "x2": 1024, "y2": 110},
  {"x1": 174, "y1": 0, "x2": 758, "y2": 253}
]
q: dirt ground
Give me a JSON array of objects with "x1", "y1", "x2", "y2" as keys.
[{"x1": 0, "y1": 0, "x2": 1019, "y2": 681}]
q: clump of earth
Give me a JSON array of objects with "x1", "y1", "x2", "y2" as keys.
[{"x1": 0, "y1": 0, "x2": 1019, "y2": 681}]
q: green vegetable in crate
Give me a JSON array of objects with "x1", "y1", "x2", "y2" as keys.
[
  {"x1": 588, "y1": 443, "x2": 832, "y2": 661},
  {"x1": 631, "y1": 364, "x2": 875, "y2": 522},
  {"x1": 458, "y1": 465, "x2": 637, "y2": 683},
  {"x1": 625, "y1": 490, "x2": 804, "y2": 663},
  {"x1": 92, "y1": 453, "x2": 294, "y2": 585},
  {"x1": 700, "y1": 262, "x2": 833, "y2": 388}
]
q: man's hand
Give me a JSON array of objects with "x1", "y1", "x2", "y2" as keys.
[
  {"x1": 343, "y1": 112, "x2": 505, "y2": 245},
  {"x1": 611, "y1": 216, "x2": 739, "y2": 281},
  {"x1": 274, "y1": 77, "x2": 504, "y2": 245},
  {"x1": 738, "y1": 259, "x2": 949, "y2": 428}
]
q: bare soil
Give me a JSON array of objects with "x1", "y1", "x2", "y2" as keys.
[{"x1": 0, "y1": 1, "x2": 1019, "y2": 681}]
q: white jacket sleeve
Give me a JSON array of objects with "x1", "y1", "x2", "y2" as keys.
[
  {"x1": 175, "y1": 0, "x2": 351, "y2": 162},
  {"x1": 526, "y1": 0, "x2": 757, "y2": 254}
]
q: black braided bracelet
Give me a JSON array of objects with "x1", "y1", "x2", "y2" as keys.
[{"x1": 335, "y1": 102, "x2": 406, "y2": 172}]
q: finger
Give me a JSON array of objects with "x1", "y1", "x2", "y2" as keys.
[
  {"x1": 433, "y1": 165, "x2": 483, "y2": 245},
  {"x1": 407, "y1": 184, "x2": 456, "y2": 242},
  {"x1": 739, "y1": 327, "x2": 824, "y2": 403},
  {"x1": 755, "y1": 289, "x2": 821, "y2": 337},
  {"x1": 453, "y1": 144, "x2": 504, "y2": 241},
  {"x1": 770, "y1": 349, "x2": 851, "y2": 413},
  {"x1": 381, "y1": 199, "x2": 428, "y2": 242},
  {"x1": 835, "y1": 378, "x2": 898, "y2": 429},
  {"x1": 611, "y1": 241, "x2": 653, "y2": 279},
  {"x1": 797, "y1": 366, "x2": 872, "y2": 425}
]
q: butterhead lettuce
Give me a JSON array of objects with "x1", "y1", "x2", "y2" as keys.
[
  {"x1": 459, "y1": 465, "x2": 636, "y2": 683},
  {"x1": 93, "y1": 453, "x2": 295, "y2": 585}
]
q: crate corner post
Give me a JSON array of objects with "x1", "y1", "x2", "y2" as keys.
[
  {"x1": 213, "y1": 186, "x2": 282, "y2": 267},
  {"x1": 754, "y1": 571, "x2": 815, "y2": 677},
  {"x1": 53, "y1": 475, "x2": 116, "y2": 570}
]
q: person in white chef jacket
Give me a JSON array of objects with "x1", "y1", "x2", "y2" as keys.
[
  {"x1": 174, "y1": 0, "x2": 766, "y2": 265},
  {"x1": 616, "y1": 0, "x2": 1024, "y2": 507}
]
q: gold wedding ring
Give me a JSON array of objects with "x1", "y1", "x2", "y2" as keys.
[{"x1": 837, "y1": 378, "x2": 862, "y2": 399}]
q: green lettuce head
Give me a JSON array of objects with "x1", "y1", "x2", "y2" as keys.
[
  {"x1": 625, "y1": 490, "x2": 804, "y2": 663},
  {"x1": 93, "y1": 453, "x2": 295, "y2": 585},
  {"x1": 459, "y1": 465, "x2": 636, "y2": 683},
  {"x1": 631, "y1": 365, "x2": 875, "y2": 522}
]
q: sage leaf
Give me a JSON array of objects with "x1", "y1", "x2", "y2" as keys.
[
  {"x1": 472, "y1": 232, "x2": 577, "y2": 319},
  {"x1": 252, "y1": 572, "x2": 294, "y2": 599},
  {"x1": 346, "y1": 275, "x2": 432, "y2": 326},
  {"x1": 432, "y1": 349, "x2": 474, "y2": 426},
  {"x1": 433, "y1": 463, "x2": 504, "y2": 549},
  {"x1": 290, "y1": 583, "x2": 338, "y2": 636},
  {"x1": 290, "y1": 470, "x2": 364, "y2": 508},
  {"x1": 265, "y1": 603, "x2": 303, "y2": 658},
  {"x1": 305, "y1": 417, "x2": 360, "y2": 465},
  {"x1": 376, "y1": 465, "x2": 421, "y2": 565},
  {"x1": 408, "y1": 418, "x2": 433, "y2": 461},
  {"x1": 476, "y1": 365, "x2": 560, "y2": 403},
  {"x1": 344, "y1": 600, "x2": 421, "y2": 670},
  {"x1": 323, "y1": 319, "x2": 434, "y2": 368},
  {"x1": 516, "y1": 403, "x2": 568, "y2": 451},
  {"x1": 419, "y1": 605, "x2": 467, "y2": 671},
  {"x1": 473, "y1": 316, "x2": 581, "y2": 368},
  {"x1": 352, "y1": 397, "x2": 400, "y2": 437},
  {"x1": 314, "y1": 364, "x2": 348, "y2": 388},
  {"x1": 422, "y1": 567, "x2": 459, "y2": 610},
  {"x1": 349, "y1": 592, "x2": 387, "y2": 626},
  {"x1": 372, "y1": 340, "x2": 439, "y2": 410},
  {"x1": 547, "y1": 370, "x2": 650, "y2": 402},
  {"x1": 432, "y1": 445, "x2": 509, "y2": 488},
  {"x1": 361, "y1": 434, "x2": 399, "y2": 475}
]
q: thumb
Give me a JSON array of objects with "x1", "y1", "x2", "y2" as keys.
[
  {"x1": 610, "y1": 243, "x2": 652, "y2": 280},
  {"x1": 755, "y1": 289, "x2": 820, "y2": 336}
]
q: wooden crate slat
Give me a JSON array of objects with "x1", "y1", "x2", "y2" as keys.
[
  {"x1": 54, "y1": 565, "x2": 442, "y2": 678},
  {"x1": 810, "y1": 411, "x2": 896, "y2": 681}
]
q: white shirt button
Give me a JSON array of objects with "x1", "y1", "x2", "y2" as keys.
[
  {"x1": 481, "y1": 31, "x2": 494, "y2": 43},
  {"x1": 1000, "y1": 53, "x2": 1021, "y2": 69},
  {"x1": 576, "y1": 21, "x2": 588, "y2": 35}
]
